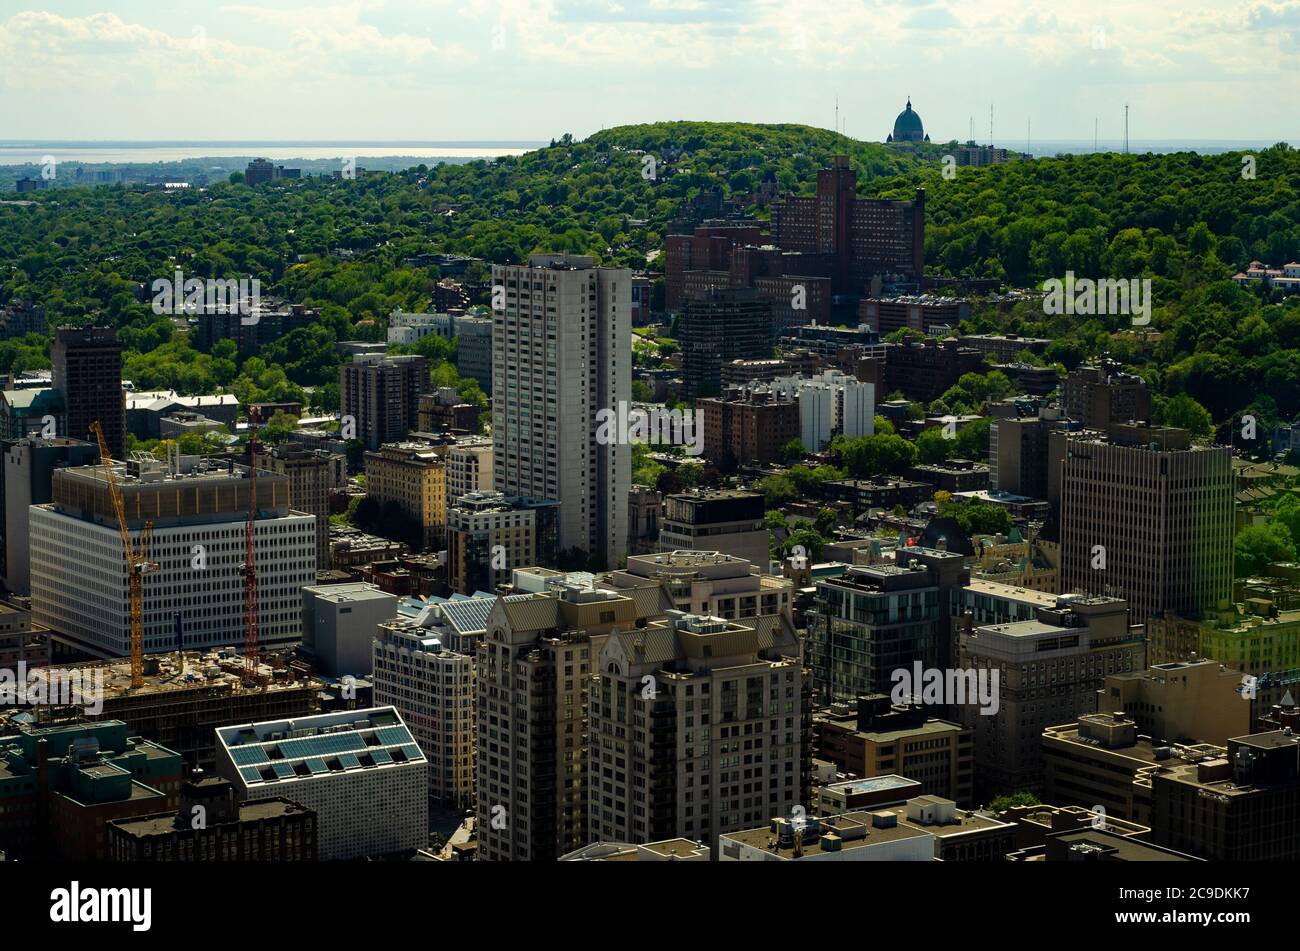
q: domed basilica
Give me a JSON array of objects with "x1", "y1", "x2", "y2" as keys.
[{"x1": 887, "y1": 98, "x2": 929, "y2": 143}]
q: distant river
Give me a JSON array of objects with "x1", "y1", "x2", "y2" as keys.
[{"x1": 0, "y1": 142, "x2": 543, "y2": 166}]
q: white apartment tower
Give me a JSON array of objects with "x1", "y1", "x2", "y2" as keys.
[{"x1": 491, "y1": 254, "x2": 630, "y2": 569}]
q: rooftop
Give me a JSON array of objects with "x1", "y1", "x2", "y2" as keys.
[
  {"x1": 216, "y1": 706, "x2": 425, "y2": 788},
  {"x1": 723, "y1": 811, "x2": 933, "y2": 857}
]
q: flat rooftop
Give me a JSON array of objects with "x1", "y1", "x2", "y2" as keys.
[
  {"x1": 724, "y1": 811, "x2": 932, "y2": 857},
  {"x1": 217, "y1": 706, "x2": 425, "y2": 788},
  {"x1": 110, "y1": 797, "x2": 311, "y2": 837}
]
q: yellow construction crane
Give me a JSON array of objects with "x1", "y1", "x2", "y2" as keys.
[{"x1": 90, "y1": 420, "x2": 158, "y2": 689}]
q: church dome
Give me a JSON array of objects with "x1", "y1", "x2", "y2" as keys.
[{"x1": 892, "y1": 99, "x2": 925, "y2": 143}]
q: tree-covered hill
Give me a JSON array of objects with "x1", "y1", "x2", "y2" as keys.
[{"x1": 0, "y1": 122, "x2": 1297, "y2": 426}]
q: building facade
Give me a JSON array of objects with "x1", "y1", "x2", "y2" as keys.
[
  {"x1": 215, "y1": 707, "x2": 427, "y2": 861},
  {"x1": 30, "y1": 457, "x2": 315, "y2": 659},
  {"x1": 491, "y1": 254, "x2": 630, "y2": 568}
]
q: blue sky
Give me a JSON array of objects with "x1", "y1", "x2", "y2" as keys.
[{"x1": 1, "y1": 0, "x2": 1297, "y2": 142}]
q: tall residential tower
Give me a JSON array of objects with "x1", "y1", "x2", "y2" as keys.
[{"x1": 491, "y1": 254, "x2": 630, "y2": 568}]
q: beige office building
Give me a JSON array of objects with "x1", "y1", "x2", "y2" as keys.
[
  {"x1": 1043, "y1": 712, "x2": 1225, "y2": 827},
  {"x1": 475, "y1": 579, "x2": 639, "y2": 861},
  {"x1": 1097, "y1": 658, "x2": 1248, "y2": 746},
  {"x1": 445, "y1": 437, "x2": 494, "y2": 503},
  {"x1": 957, "y1": 595, "x2": 1145, "y2": 796},
  {"x1": 1052, "y1": 424, "x2": 1234, "y2": 629},
  {"x1": 364, "y1": 442, "x2": 447, "y2": 550},
  {"x1": 589, "y1": 611, "x2": 805, "y2": 848},
  {"x1": 603, "y1": 550, "x2": 793, "y2": 623}
]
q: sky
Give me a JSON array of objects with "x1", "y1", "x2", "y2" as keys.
[{"x1": 1, "y1": 0, "x2": 1298, "y2": 143}]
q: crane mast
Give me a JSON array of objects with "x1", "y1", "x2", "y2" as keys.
[{"x1": 90, "y1": 420, "x2": 156, "y2": 689}]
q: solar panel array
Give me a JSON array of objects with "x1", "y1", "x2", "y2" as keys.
[{"x1": 228, "y1": 721, "x2": 423, "y2": 786}]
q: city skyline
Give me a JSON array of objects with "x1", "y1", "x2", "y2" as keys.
[{"x1": 2, "y1": 0, "x2": 1298, "y2": 142}]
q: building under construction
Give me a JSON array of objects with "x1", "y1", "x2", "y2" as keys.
[{"x1": 15, "y1": 651, "x2": 326, "y2": 772}]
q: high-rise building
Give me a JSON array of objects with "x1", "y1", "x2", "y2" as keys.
[
  {"x1": 364, "y1": 442, "x2": 447, "y2": 550},
  {"x1": 454, "y1": 314, "x2": 493, "y2": 395},
  {"x1": 658, "y1": 489, "x2": 769, "y2": 567},
  {"x1": 475, "y1": 579, "x2": 640, "y2": 861},
  {"x1": 808, "y1": 547, "x2": 970, "y2": 702},
  {"x1": 373, "y1": 614, "x2": 477, "y2": 812},
  {"x1": 1052, "y1": 424, "x2": 1234, "y2": 629},
  {"x1": 956, "y1": 595, "x2": 1145, "y2": 795},
  {"x1": 588, "y1": 611, "x2": 805, "y2": 847},
  {"x1": 988, "y1": 410, "x2": 1069, "y2": 498},
  {"x1": 30, "y1": 456, "x2": 316, "y2": 659},
  {"x1": 664, "y1": 221, "x2": 764, "y2": 311},
  {"x1": 255, "y1": 443, "x2": 342, "y2": 567},
  {"x1": 106, "y1": 773, "x2": 318, "y2": 861},
  {"x1": 339, "y1": 353, "x2": 430, "y2": 451},
  {"x1": 51, "y1": 326, "x2": 125, "y2": 458},
  {"x1": 679, "y1": 288, "x2": 773, "y2": 398},
  {"x1": 215, "y1": 706, "x2": 427, "y2": 861},
  {"x1": 445, "y1": 491, "x2": 559, "y2": 595},
  {"x1": 2, "y1": 436, "x2": 99, "y2": 594},
  {"x1": 772, "y1": 156, "x2": 925, "y2": 294},
  {"x1": 1062, "y1": 362, "x2": 1152, "y2": 430},
  {"x1": 491, "y1": 254, "x2": 630, "y2": 568},
  {"x1": 767, "y1": 371, "x2": 876, "y2": 452}
]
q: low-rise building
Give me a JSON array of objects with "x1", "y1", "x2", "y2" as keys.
[
  {"x1": 1042, "y1": 713, "x2": 1225, "y2": 828},
  {"x1": 301, "y1": 583, "x2": 399, "y2": 678},
  {"x1": 0, "y1": 720, "x2": 182, "y2": 861},
  {"x1": 106, "y1": 773, "x2": 317, "y2": 861},
  {"x1": 718, "y1": 809, "x2": 935, "y2": 861},
  {"x1": 814, "y1": 694, "x2": 973, "y2": 804}
]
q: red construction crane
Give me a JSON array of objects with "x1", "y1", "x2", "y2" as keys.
[{"x1": 241, "y1": 408, "x2": 260, "y2": 679}]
